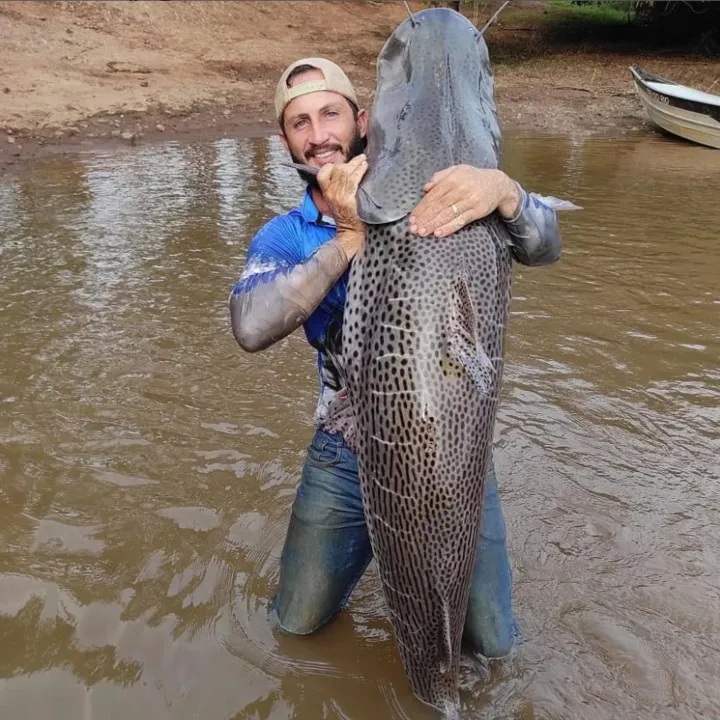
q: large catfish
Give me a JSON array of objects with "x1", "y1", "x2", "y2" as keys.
[{"x1": 343, "y1": 8, "x2": 517, "y2": 717}]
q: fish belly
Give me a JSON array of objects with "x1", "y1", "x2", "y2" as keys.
[{"x1": 343, "y1": 217, "x2": 513, "y2": 713}]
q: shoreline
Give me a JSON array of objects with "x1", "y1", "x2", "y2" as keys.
[
  {"x1": 0, "y1": 81, "x2": 652, "y2": 172},
  {"x1": 2, "y1": 0, "x2": 717, "y2": 170}
]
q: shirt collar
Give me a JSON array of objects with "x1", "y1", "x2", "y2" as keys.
[{"x1": 300, "y1": 187, "x2": 336, "y2": 227}]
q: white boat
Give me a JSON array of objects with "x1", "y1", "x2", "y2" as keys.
[{"x1": 629, "y1": 65, "x2": 720, "y2": 150}]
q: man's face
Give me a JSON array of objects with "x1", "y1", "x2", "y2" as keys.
[{"x1": 280, "y1": 68, "x2": 368, "y2": 184}]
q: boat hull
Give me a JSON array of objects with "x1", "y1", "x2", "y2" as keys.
[{"x1": 630, "y1": 66, "x2": 720, "y2": 150}]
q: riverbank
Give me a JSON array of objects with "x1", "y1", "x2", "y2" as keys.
[{"x1": 1, "y1": 1, "x2": 718, "y2": 168}]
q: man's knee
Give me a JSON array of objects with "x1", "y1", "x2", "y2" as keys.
[
  {"x1": 464, "y1": 612, "x2": 517, "y2": 659},
  {"x1": 272, "y1": 497, "x2": 370, "y2": 637},
  {"x1": 273, "y1": 592, "x2": 333, "y2": 636},
  {"x1": 273, "y1": 529, "x2": 348, "y2": 636}
]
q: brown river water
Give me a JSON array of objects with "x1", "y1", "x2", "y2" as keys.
[{"x1": 1, "y1": 132, "x2": 719, "y2": 720}]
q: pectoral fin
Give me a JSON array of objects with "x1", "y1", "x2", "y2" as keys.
[{"x1": 446, "y1": 278, "x2": 495, "y2": 395}]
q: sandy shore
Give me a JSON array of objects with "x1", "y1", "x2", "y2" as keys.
[{"x1": 1, "y1": 1, "x2": 718, "y2": 168}]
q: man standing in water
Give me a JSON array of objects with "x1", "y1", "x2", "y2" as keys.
[{"x1": 229, "y1": 58, "x2": 561, "y2": 660}]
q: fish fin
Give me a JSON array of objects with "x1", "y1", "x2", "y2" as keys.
[
  {"x1": 531, "y1": 193, "x2": 583, "y2": 211},
  {"x1": 447, "y1": 278, "x2": 495, "y2": 395},
  {"x1": 440, "y1": 701, "x2": 461, "y2": 720}
]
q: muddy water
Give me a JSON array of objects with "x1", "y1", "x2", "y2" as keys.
[{"x1": 1, "y1": 132, "x2": 719, "y2": 720}]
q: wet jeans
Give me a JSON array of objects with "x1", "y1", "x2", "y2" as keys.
[{"x1": 272, "y1": 428, "x2": 519, "y2": 659}]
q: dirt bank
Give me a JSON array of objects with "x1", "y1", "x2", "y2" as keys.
[{"x1": 1, "y1": 1, "x2": 718, "y2": 168}]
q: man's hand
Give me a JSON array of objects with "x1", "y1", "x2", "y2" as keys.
[
  {"x1": 408, "y1": 165, "x2": 521, "y2": 239},
  {"x1": 317, "y1": 154, "x2": 368, "y2": 260}
]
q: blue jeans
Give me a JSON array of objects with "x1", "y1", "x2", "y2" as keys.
[{"x1": 272, "y1": 429, "x2": 518, "y2": 659}]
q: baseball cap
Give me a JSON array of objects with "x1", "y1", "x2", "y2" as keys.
[{"x1": 275, "y1": 57, "x2": 358, "y2": 122}]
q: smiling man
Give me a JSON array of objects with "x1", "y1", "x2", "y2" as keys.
[{"x1": 229, "y1": 58, "x2": 561, "y2": 660}]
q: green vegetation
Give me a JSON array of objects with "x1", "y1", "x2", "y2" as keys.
[
  {"x1": 546, "y1": 1, "x2": 634, "y2": 24},
  {"x1": 433, "y1": 1, "x2": 720, "y2": 55}
]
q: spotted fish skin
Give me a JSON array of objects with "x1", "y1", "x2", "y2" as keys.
[
  {"x1": 344, "y1": 212, "x2": 512, "y2": 713},
  {"x1": 342, "y1": 7, "x2": 515, "y2": 717}
]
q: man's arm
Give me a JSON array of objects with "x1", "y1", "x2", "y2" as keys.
[
  {"x1": 230, "y1": 155, "x2": 368, "y2": 353},
  {"x1": 230, "y1": 239, "x2": 350, "y2": 353},
  {"x1": 408, "y1": 165, "x2": 563, "y2": 266}
]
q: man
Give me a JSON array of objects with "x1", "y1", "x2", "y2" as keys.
[{"x1": 229, "y1": 58, "x2": 561, "y2": 660}]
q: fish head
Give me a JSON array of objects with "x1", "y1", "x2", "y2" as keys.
[{"x1": 358, "y1": 8, "x2": 502, "y2": 225}]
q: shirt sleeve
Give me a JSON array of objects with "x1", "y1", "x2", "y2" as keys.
[
  {"x1": 229, "y1": 217, "x2": 349, "y2": 353},
  {"x1": 502, "y1": 182, "x2": 562, "y2": 267},
  {"x1": 231, "y1": 216, "x2": 302, "y2": 294}
]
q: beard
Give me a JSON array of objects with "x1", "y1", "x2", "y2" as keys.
[{"x1": 290, "y1": 128, "x2": 367, "y2": 190}]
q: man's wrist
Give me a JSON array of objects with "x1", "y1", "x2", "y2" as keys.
[
  {"x1": 497, "y1": 173, "x2": 523, "y2": 220},
  {"x1": 334, "y1": 228, "x2": 365, "y2": 261}
]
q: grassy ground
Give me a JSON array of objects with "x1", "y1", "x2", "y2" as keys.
[{"x1": 546, "y1": 1, "x2": 634, "y2": 24}]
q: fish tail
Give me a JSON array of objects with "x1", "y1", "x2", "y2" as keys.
[{"x1": 440, "y1": 700, "x2": 461, "y2": 720}]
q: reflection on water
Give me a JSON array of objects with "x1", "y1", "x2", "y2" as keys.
[{"x1": 1, "y1": 132, "x2": 719, "y2": 720}]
